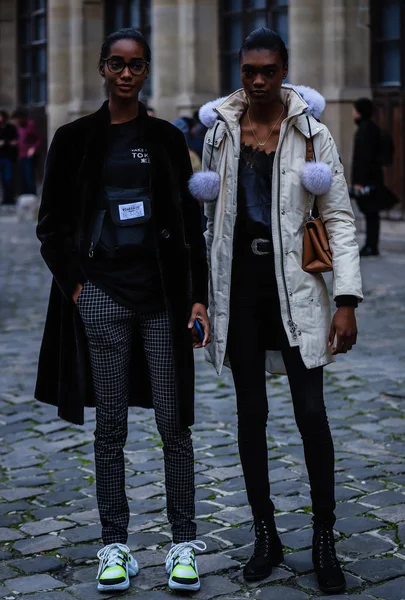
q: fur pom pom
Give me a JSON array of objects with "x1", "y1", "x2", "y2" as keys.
[
  {"x1": 199, "y1": 97, "x2": 227, "y2": 128},
  {"x1": 189, "y1": 170, "x2": 221, "y2": 202},
  {"x1": 301, "y1": 161, "x2": 333, "y2": 196},
  {"x1": 294, "y1": 85, "x2": 326, "y2": 120}
]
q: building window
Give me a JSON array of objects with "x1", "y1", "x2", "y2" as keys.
[
  {"x1": 18, "y1": 0, "x2": 47, "y2": 106},
  {"x1": 104, "y1": 0, "x2": 152, "y2": 96},
  {"x1": 371, "y1": 0, "x2": 403, "y2": 88},
  {"x1": 220, "y1": 0, "x2": 288, "y2": 95},
  {"x1": 105, "y1": 1, "x2": 151, "y2": 43}
]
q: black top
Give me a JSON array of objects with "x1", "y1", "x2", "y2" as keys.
[
  {"x1": 351, "y1": 119, "x2": 383, "y2": 188},
  {"x1": 235, "y1": 143, "x2": 275, "y2": 246},
  {"x1": 234, "y1": 143, "x2": 358, "y2": 309},
  {"x1": 83, "y1": 116, "x2": 165, "y2": 312},
  {"x1": 0, "y1": 123, "x2": 18, "y2": 161}
]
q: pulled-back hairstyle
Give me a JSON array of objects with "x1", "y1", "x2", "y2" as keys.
[
  {"x1": 239, "y1": 27, "x2": 288, "y2": 67},
  {"x1": 99, "y1": 28, "x2": 151, "y2": 64}
]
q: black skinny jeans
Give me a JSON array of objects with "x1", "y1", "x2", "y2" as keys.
[{"x1": 227, "y1": 249, "x2": 336, "y2": 527}]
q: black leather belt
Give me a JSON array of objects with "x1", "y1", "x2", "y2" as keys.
[{"x1": 251, "y1": 238, "x2": 272, "y2": 255}]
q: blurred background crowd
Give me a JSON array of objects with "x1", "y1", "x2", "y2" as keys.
[{"x1": 0, "y1": 0, "x2": 403, "y2": 220}]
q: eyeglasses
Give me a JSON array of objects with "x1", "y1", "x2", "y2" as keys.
[{"x1": 104, "y1": 58, "x2": 149, "y2": 76}]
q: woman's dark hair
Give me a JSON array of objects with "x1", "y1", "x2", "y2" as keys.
[
  {"x1": 353, "y1": 97, "x2": 373, "y2": 120},
  {"x1": 239, "y1": 27, "x2": 288, "y2": 67},
  {"x1": 99, "y1": 28, "x2": 151, "y2": 63},
  {"x1": 0, "y1": 110, "x2": 9, "y2": 121},
  {"x1": 11, "y1": 108, "x2": 28, "y2": 120}
]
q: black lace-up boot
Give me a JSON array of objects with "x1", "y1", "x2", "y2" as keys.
[
  {"x1": 243, "y1": 517, "x2": 284, "y2": 581},
  {"x1": 312, "y1": 526, "x2": 346, "y2": 594}
]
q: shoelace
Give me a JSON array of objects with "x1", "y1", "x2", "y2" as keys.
[
  {"x1": 96, "y1": 543, "x2": 130, "y2": 579},
  {"x1": 165, "y1": 540, "x2": 207, "y2": 572},
  {"x1": 250, "y1": 520, "x2": 272, "y2": 558},
  {"x1": 316, "y1": 530, "x2": 338, "y2": 569}
]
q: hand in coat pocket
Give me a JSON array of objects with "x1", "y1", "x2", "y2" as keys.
[{"x1": 72, "y1": 283, "x2": 83, "y2": 304}]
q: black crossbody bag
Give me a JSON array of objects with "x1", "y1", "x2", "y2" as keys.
[{"x1": 88, "y1": 186, "x2": 152, "y2": 259}]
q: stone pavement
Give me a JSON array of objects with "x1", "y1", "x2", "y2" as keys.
[{"x1": 0, "y1": 212, "x2": 405, "y2": 600}]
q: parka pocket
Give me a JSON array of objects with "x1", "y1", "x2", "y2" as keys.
[{"x1": 206, "y1": 122, "x2": 227, "y2": 149}]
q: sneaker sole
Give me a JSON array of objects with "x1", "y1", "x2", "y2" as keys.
[
  {"x1": 98, "y1": 563, "x2": 139, "y2": 592},
  {"x1": 129, "y1": 563, "x2": 140, "y2": 577},
  {"x1": 98, "y1": 580, "x2": 130, "y2": 592},
  {"x1": 169, "y1": 579, "x2": 200, "y2": 592}
]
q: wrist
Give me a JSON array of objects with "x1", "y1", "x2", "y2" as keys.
[{"x1": 335, "y1": 295, "x2": 358, "y2": 309}]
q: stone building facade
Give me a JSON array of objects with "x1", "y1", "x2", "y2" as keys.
[{"x1": 0, "y1": 0, "x2": 403, "y2": 205}]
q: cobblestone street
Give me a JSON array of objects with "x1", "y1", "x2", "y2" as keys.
[{"x1": 0, "y1": 213, "x2": 405, "y2": 600}]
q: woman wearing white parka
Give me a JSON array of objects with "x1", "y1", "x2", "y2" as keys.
[{"x1": 190, "y1": 29, "x2": 362, "y2": 595}]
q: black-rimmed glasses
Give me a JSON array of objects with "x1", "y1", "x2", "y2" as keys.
[{"x1": 104, "y1": 58, "x2": 149, "y2": 76}]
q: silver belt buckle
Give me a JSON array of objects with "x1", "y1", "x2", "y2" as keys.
[{"x1": 251, "y1": 238, "x2": 270, "y2": 256}]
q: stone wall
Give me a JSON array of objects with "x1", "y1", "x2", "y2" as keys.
[
  {"x1": 48, "y1": 0, "x2": 104, "y2": 136},
  {"x1": 0, "y1": 0, "x2": 17, "y2": 111},
  {"x1": 151, "y1": 0, "x2": 220, "y2": 120},
  {"x1": 0, "y1": 0, "x2": 372, "y2": 172},
  {"x1": 289, "y1": 0, "x2": 371, "y2": 178}
]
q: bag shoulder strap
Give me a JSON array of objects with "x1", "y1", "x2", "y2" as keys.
[
  {"x1": 208, "y1": 122, "x2": 220, "y2": 170},
  {"x1": 89, "y1": 209, "x2": 106, "y2": 258},
  {"x1": 305, "y1": 137, "x2": 313, "y2": 162},
  {"x1": 305, "y1": 116, "x2": 319, "y2": 218}
]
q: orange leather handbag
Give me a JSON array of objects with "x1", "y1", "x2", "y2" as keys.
[{"x1": 302, "y1": 137, "x2": 333, "y2": 273}]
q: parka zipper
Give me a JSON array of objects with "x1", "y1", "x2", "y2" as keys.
[
  {"x1": 275, "y1": 118, "x2": 300, "y2": 341},
  {"x1": 216, "y1": 101, "x2": 306, "y2": 342}
]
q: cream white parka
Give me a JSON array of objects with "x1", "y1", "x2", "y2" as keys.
[{"x1": 201, "y1": 86, "x2": 363, "y2": 375}]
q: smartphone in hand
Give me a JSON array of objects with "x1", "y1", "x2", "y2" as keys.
[{"x1": 194, "y1": 319, "x2": 205, "y2": 343}]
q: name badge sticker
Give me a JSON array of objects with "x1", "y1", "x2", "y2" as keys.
[{"x1": 119, "y1": 201, "x2": 145, "y2": 221}]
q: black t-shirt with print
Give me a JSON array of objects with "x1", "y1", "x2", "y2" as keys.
[{"x1": 83, "y1": 116, "x2": 165, "y2": 312}]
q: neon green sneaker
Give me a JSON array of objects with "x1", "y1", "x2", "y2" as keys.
[
  {"x1": 165, "y1": 540, "x2": 206, "y2": 591},
  {"x1": 96, "y1": 543, "x2": 139, "y2": 592}
]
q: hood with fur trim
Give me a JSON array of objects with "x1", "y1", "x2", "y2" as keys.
[
  {"x1": 189, "y1": 85, "x2": 332, "y2": 203},
  {"x1": 198, "y1": 85, "x2": 326, "y2": 128}
]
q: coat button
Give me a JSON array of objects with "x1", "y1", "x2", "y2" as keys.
[
  {"x1": 161, "y1": 229, "x2": 170, "y2": 239},
  {"x1": 282, "y1": 169, "x2": 286, "y2": 175},
  {"x1": 281, "y1": 210, "x2": 286, "y2": 215}
]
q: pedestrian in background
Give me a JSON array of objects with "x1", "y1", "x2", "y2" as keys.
[
  {"x1": 172, "y1": 117, "x2": 202, "y2": 173},
  {"x1": 36, "y1": 27, "x2": 209, "y2": 594},
  {"x1": 0, "y1": 110, "x2": 18, "y2": 205},
  {"x1": 194, "y1": 28, "x2": 362, "y2": 595},
  {"x1": 351, "y1": 98, "x2": 383, "y2": 257},
  {"x1": 11, "y1": 108, "x2": 41, "y2": 195},
  {"x1": 189, "y1": 110, "x2": 207, "y2": 159}
]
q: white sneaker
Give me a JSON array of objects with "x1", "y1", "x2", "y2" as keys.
[
  {"x1": 165, "y1": 540, "x2": 207, "y2": 591},
  {"x1": 96, "y1": 543, "x2": 139, "y2": 592}
]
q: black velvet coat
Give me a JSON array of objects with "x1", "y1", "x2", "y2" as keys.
[{"x1": 35, "y1": 101, "x2": 208, "y2": 427}]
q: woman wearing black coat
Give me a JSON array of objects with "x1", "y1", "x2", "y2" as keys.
[
  {"x1": 36, "y1": 28, "x2": 209, "y2": 594},
  {"x1": 351, "y1": 98, "x2": 383, "y2": 256}
]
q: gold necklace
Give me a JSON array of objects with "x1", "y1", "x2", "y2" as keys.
[{"x1": 247, "y1": 105, "x2": 285, "y2": 147}]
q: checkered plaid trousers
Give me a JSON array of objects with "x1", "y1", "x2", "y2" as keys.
[{"x1": 77, "y1": 281, "x2": 196, "y2": 544}]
